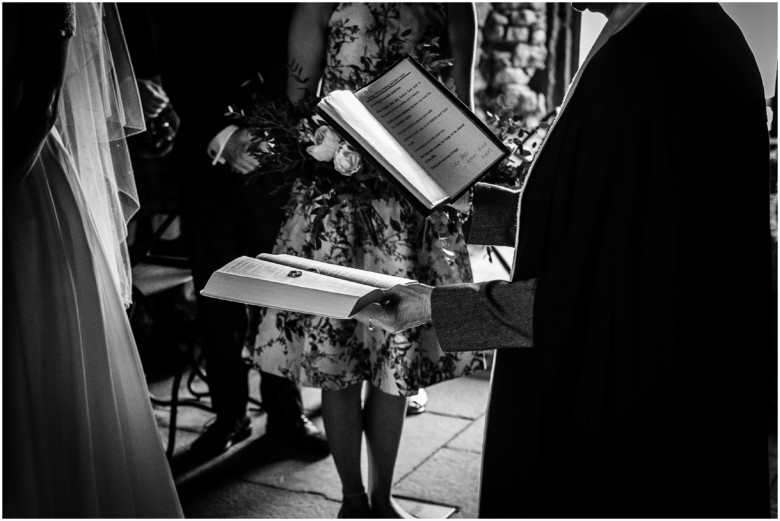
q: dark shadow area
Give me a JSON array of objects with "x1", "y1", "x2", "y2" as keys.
[{"x1": 173, "y1": 432, "x2": 330, "y2": 497}]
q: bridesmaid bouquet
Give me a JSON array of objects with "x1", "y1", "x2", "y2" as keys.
[
  {"x1": 229, "y1": 39, "x2": 455, "y2": 181},
  {"x1": 229, "y1": 39, "x2": 548, "y2": 248},
  {"x1": 227, "y1": 91, "x2": 393, "y2": 249}
]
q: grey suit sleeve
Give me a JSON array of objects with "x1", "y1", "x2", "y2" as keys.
[
  {"x1": 464, "y1": 183, "x2": 521, "y2": 247},
  {"x1": 430, "y1": 278, "x2": 537, "y2": 352}
]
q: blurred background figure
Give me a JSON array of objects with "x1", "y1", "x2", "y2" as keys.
[
  {"x1": 154, "y1": 3, "x2": 330, "y2": 460},
  {"x1": 119, "y1": 1, "x2": 181, "y2": 259},
  {"x1": 116, "y1": 3, "x2": 189, "y2": 381}
]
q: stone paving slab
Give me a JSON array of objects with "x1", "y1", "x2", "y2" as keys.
[
  {"x1": 239, "y1": 447, "x2": 344, "y2": 500},
  {"x1": 425, "y1": 373, "x2": 491, "y2": 420},
  {"x1": 395, "y1": 498, "x2": 457, "y2": 519},
  {"x1": 446, "y1": 414, "x2": 485, "y2": 453},
  {"x1": 181, "y1": 479, "x2": 339, "y2": 518},
  {"x1": 395, "y1": 448, "x2": 483, "y2": 519},
  {"x1": 238, "y1": 412, "x2": 470, "y2": 502},
  {"x1": 394, "y1": 412, "x2": 471, "y2": 480}
]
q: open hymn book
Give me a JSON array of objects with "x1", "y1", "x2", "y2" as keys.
[
  {"x1": 201, "y1": 254, "x2": 415, "y2": 319},
  {"x1": 317, "y1": 54, "x2": 509, "y2": 216}
]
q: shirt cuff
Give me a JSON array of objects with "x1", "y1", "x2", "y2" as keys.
[{"x1": 207, "y1": 124, "x2": 240, "y2": 165}]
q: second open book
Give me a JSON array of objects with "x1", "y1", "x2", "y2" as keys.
[
  {"x1": 201, "y1": 254, "x2": 415, "y2": 319},
  {"x1": 317, "y1": 55, "x2": 509, "y2": 216}
]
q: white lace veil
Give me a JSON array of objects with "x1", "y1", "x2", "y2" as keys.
[{"x1": 56, "y1": 3, "x2": 144, "y2": 307}]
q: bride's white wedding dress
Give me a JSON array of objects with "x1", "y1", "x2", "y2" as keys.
[
  {"x1": 3, "y1": 3, "x2": 182, "y2": 517},
  {"x1": 4, "y1": 128, "x2": 183, "y2": 518}
]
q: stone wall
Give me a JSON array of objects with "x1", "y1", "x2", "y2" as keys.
[
  {"x1": 475, "y1": 3, "x2": 579, "y2": 127},
  {"x1": 476, "y1": 3, "x2": 548, "y2": 125}
]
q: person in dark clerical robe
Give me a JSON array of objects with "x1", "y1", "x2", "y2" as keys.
[{"x1": 357, "y1": 3, "x2": 772, "y2": 517}]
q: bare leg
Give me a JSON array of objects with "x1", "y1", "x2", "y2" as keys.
[
  {"x1": 321, "y1": 383, "x2": 370, "y2": 518},
  {"x1": 364, "y1": 385, "x2": 410, "y2": 518}
]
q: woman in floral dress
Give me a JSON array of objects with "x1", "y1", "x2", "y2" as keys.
[{"x1": 253, "y1": 3, "x2": 481, "y2": 517}]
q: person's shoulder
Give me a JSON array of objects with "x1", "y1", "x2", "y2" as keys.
[
  {"x1": 599, "y1": 4, "x2": 738, "y2": 75},
  {"x1": 640, "y1": 4, "x2": 760, "y2": 84},
  {"x1": 628, "y1": 3, "x2": 746, "y2": 53},
  {"x1": 640, "y1": 3, "x2": 725, "y2": 24}
]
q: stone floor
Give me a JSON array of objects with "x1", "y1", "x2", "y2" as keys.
[{"x1": 150, "y1": 369, "x2": 492, "y2": 519}]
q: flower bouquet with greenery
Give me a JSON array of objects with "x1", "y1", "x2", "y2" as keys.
[{"x1": 228, "y1": 38, "x2": 550, "y2": 251}]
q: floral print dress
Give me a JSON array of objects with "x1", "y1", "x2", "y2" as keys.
[{"x1": 252, "y1": 3, "x2": 484, "y2": 397}]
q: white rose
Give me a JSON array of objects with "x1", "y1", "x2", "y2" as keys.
[
  {"x1": 333, "y1": 142, "x2": 363, "y2": 176},
  {"x1": 255, "y1": 140, "x2": 271, "y2": 154},
  {"x1": 306, "y1": 125, "x2": 341, "y2": 162}
]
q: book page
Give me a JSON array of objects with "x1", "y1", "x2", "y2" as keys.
[
  {"x1": 355, "y1": 58, "x2": 506, "y2": 197},
  {"x1": 202, "y1": 256, "x2": 417, "y2": 319},
  {"x1": 318, "y1": 92, "x2": 449, "y2": 209},
  {"x1": 201, "y1": 256, "x2": 389, "y2": 318},
  {"x1": 216, "y1": 257, "x2": 373, "y2": 297},
  {"x1": 258, "y1": 254, "x2": 415, "y2": 290}
]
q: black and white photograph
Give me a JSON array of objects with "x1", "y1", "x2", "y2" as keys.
[{"x1": 3, "y1": 2, "x2": 778, "y2": 518}]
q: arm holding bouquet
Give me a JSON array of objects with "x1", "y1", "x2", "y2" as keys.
[
  {"x1": 210, "y1": 127, "x2": 259, "y2": 174},
  {"x1": 204, "y1": 1, "x2": 332, "y2": 176},
  {"x1": 214, "y1": 3, "x2": 331, "y2": 175}
]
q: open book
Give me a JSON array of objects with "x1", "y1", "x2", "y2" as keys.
[
  {"x1": 317, "y1": 54, "x2": 509, "y2": 216},
  {"x1": 200, "y1": 254, "x2": 415, "y2": 319}
]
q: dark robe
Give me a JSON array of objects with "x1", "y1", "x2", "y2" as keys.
[{"x1": 433, "y1": 3, "x2": 772, "y2": 517}]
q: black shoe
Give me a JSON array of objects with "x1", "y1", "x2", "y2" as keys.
[
  {"x1": 190, "y1": 416, "x2": 252, "y2": 459},
  {"x1": 267, "y1": 415, "x2": 330, "y2": 458}
]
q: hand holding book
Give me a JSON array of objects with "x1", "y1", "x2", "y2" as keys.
[
  {"x1": 201, "y1": 254, "x2": 416, "y2": 319},
  {"x1": 353, "y1": 283, "x2": 434, "y2": 334},
  {"x1": 316, "y1": 55, "x2": 509, "y2": 215}
]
